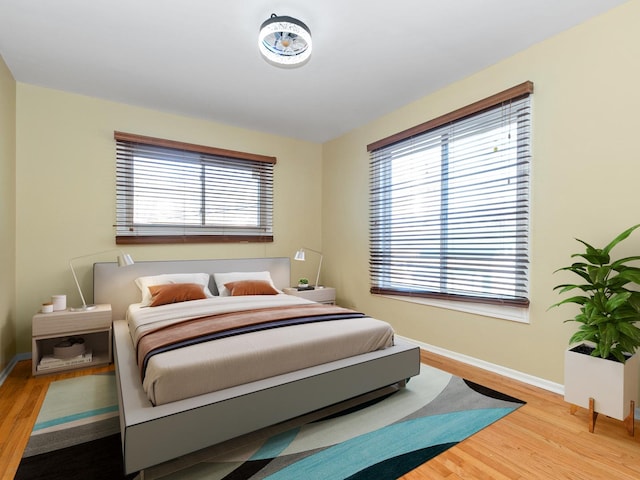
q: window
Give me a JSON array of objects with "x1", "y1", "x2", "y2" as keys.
[
  {"x1": 368, "y1": 82, "x2": 533, "y2": 307},
  {"x1": 114, "y1": 132, "x2": 275, "y2": 244}
]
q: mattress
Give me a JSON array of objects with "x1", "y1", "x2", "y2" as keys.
[{"x1": 127, "y1": 294, "x2": 395, "y2": 405}]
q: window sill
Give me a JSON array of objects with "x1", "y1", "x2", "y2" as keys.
[
  {"x1": 116, "y1": 234, "x2": 273, "y2": 245},
  {"x1": 378, "y1": 294, "x2": 530, "y2": 324}
]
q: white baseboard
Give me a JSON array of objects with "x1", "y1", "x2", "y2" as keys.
[
  {"x1": 0, "y1": 352, "x2": 31, "y2": 387},
  {"x1": 399, "y1": 335, "x2": 565, "y2": 396}
]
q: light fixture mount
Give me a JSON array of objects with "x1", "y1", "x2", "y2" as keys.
[{"x1": 258, "y1": 13, "x2": 312, "y2": 68}]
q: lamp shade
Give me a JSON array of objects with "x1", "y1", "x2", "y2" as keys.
[
  {"x1": 258, "y1": 14, "x2": 312, "y2": 68},
  {"x1": 117, "y1": 253, "x2": 134, "y2": 267}
]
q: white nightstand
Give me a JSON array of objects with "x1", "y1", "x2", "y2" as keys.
[
  {"x1": 31, "y1": 304, "x2": 113, "y2": 376},
  {"x1": 283, "y1": 287, "x2": 336, "y2": 304}
]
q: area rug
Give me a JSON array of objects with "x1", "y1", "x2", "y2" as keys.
[
  {"x1": 21, "y1": 371, "x2": 120, "y2": 458},
  {"x1": 142, "y1": 365, "x2": 524, "y2": 480},
  {"x1": 17, "y1": 365, "x2": 524, "y2": 480}
]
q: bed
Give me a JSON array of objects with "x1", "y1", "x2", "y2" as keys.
[{"x1": 93, "y1": 257, "x2": 420, "y2": 474}]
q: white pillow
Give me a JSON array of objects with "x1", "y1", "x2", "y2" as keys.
[
  {"x1": 214, "y1": 271, "x2": 279, "y2": 297},
  {"x1": 135, "y1": 273, "x2": 214, "y2": 306}
]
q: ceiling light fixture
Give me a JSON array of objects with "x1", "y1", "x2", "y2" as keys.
[{"x1": 258, "y1": 13, "x2": 312, "y2": 68}]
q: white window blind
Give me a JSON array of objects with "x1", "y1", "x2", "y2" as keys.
[
  {"x1": 368, "y1": 82, "x2": 532, "y2": 306},
  {"x1": 114, "y1": 132, "x2": 275, "y2": 244}
]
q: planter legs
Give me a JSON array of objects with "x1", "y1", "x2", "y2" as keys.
[
  {"x1": 588, "y1": 398, "x2": 598, "y2": 433},
  {"x1": 570, "y1": 398, "x2": 635, "y2": 435},
  {"x1": 622, "y1": 400, "x2": 635, "y2": 436}
]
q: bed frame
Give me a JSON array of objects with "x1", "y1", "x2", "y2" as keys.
[{"x1": 94, "y1": 257, "x2": 421, "y2": 474}]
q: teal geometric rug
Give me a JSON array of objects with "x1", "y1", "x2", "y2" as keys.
[
  {"x1": 23, "y1": 371, "x2": 119, "y2": 457},
  {"x1": 142, "y1": 365, "x2": 524, "y2": 480},
  {"x1": 19, "y1": 366, "x2": 524, "y2": 479}
]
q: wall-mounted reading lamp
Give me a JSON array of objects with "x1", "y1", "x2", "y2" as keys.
[
  {"x1": 69, "y1": 249, "x2": 134, "y2": 311},
  {"x1": 294, "y1": 247, "x2": 323, "y2": 289}
]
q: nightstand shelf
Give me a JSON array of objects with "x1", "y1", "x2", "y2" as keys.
[
  {"x1": 283, "y1": 287, "x2": 336, "y2": 304},
  {"x1": 32, "y1": 304, "x2": 112, "y2": 376}
]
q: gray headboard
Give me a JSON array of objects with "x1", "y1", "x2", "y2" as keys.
[{"x1": 94, "y1": 257, "x2": 291, "y2": 320}]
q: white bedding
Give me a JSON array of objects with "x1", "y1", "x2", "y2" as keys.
[{"x1": 127, "y1": 295, "x2": 395, "y2": 405}]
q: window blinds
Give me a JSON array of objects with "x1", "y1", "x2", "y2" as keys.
[
  {"x1": 114, "y1": 132, "x2": 275, "y2": 244},
  {"x1": 369, "y1": 83, "x2": 532, "y2": 306}
]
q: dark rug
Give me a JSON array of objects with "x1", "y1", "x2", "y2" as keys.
[{"x1": 15, "y1": 433, "x2": 133, "y2": 480}]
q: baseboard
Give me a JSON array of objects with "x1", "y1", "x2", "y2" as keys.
[
  {"x1": 399, "y1": 335, "x2": 565, "y2": 396},
  {"x1": 0, "y1": 352, "x2": 31, "y2": 387}
]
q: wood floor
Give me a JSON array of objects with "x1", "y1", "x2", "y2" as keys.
[{"x1": 1, "y1": 352, "x2": 639, "y2": 480}]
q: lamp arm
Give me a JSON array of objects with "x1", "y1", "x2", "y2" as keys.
[
  {"x1": 68, "y1": 249, "x2": 134, "y2": 310},
  {"x1": 295, "y1": 246, "x2": 324, "y2": 288},
  {"x1": 69, "y1": 260, "x2": 88, "y2": 308},
  {"x1": 300, "y1": 247, "x2": 322, "y2": 256},
  {"x1": 314, "y1": 254, "x2": 323, "y2": 289},
  {"x1": 69, "y1": 248, "x2": 128, "y2": 263}
]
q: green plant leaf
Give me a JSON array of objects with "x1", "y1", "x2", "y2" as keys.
[
  {"x1": 570, "y1": 329, "x2": 595, "y2": 344},
  {"x1": 550, "y1": 296, "x2": 589, "y2": 309},
  {"x1": 628, "y1": 293, "x2": 640, "y2": 311},
  {"x1": 552, "y1": 224, "x2": 640, "y2": 359},
  {"x1": 611, "y1": 350, "x2": 626, "y2": 363},
  {"x1": 605, "y1": 322, "x2": 619, "y2": 341},
  {"x1": 553, "y1": 284, "x2": 592, "y2": 294},
  {"x1": 602, "y1": 224, "x2": 640, "y2": 255},
  {"x1": 616, "y1": 268, "x2": 640, "y2": 284},
  {"x1": 605, "y1": 291, "x2": 632, "y2": 312},
  {"x1": 553, "y1": 265, "x2": 592, "y2": 284},
  {"x1": 589, "y1": 314, "x2": 610, "y2": 325},
  {"x1": 617, "y1": 321, "x2": 640, "y2": 341},
  {"x1": 611, "y1": 256, "x2": 640, "y2": 269},
  {"x1": 591, "y1": 344, "x2": 603, "y2": 357},
  {"x1": 593, "y1": 292, "x2": 607, "y2": 312},
  {"x1": 574, "y1": 251, "x2": 609, "y2": 266}
]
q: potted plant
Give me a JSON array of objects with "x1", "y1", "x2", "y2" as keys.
[
  {"x1": 297, "y1": 278, "x2": 310, "y2": 289},
  {"x1": 551, "y1": 224, "x2": 640, "y2": 433}
]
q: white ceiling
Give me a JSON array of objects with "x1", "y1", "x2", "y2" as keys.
[{"x1": 0, "y1": 0, "x2": 629, "y2": 143}]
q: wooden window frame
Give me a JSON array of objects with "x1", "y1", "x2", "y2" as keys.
[
  {"x1": 114, "y1": 132, "x2": 276, "y2": 245},
  {"x1": 368, "y1": 82, "x2": 533, "y2": 307}
]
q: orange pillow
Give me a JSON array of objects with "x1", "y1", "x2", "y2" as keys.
[
  {"x1": 148, "y1": 283, "x2": 207, "y2": 307},
  {"x1": 224, "y1": 280, "x2": 279, "y2": 296}
]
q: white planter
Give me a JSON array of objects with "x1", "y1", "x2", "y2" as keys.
[{"x1": 564, "y1": 345, "x2": 639, "y2": 420}]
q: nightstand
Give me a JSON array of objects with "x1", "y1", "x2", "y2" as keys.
[
  {"x1": 32, "y1": 304, "x2": 113, "y2": 376},
  {"x1": 283, "y1": 287, "x2": 336, "y2": 304}
]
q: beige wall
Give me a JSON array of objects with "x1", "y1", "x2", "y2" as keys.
[
  {"x1": 14, "y1": 85, "x2": 322, "y2": 352},
  {"x1": 6, "y1": 2, "x2": 640, "y2": 391},
  {"x1": 322, "y1": 1, "x2": 640, "y2": 385},
  {"x1": 0, "y1": 54, "x2": 16, "y2": 370}
]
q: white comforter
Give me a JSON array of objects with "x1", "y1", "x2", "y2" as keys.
[{"x1": 127, "y1": 295, "x2": 395, "y2": 405}]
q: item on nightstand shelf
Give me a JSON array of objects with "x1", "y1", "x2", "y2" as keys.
[
  {"x1": 53, "y1": 336, "x2": 86, "y2": 359},
  {"x1": 31, "y1": 303, "x2": 113, "y2": 376},
  {"x1": 37, "y1": 349, "x2": 93, "y2": 371},
  {"x1": 283, "y1": 286, "x2": 336, "y2": 304},
  {"x1": 41, "y1": 303, "x2": 54, "y2": 313},
  {"x1": 52, "y1": 294, "x2": 67, "y2": 311}
]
